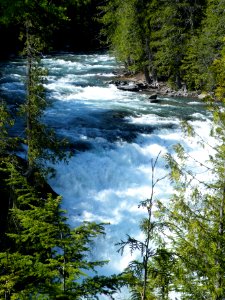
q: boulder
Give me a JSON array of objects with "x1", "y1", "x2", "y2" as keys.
[
  {"x1": 136, "y1": 82, "x2": 148, "y2": 90},
  {"x1": 117, "y1": 84, "x2": 140, "y2": 92},
  {"x1": 149, "y1": 94, "x2": 158, "y2": 100},
  {"x1": 198, "y1": 93, "x2": 208, "y2": 100}
]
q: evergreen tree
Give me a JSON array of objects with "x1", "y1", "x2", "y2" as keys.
[
  {"x1": 0, "y1": 162, "x2": 122, "y2": 299},
  {"x1": 100, "y1": 0, "x2": 144, "y2": 71},
  {"x1": 0, "y1": 102, "x2": 16, "y2": 246},
  {"x1": 100, "y1": 0, "x2": 207, "y2": 88},
  {"x1": 99, "y1": 0, "x2": 157, "y2": 83},
  {"x1": 21, "y1": 27, "x2": 67, "y2": 177},
  {"x1": 150, "y1": 0, "x2": 206, "y2": 89},
  {"x1": 0, "y1": 0, "x2": 70, "y2": 177},
  {"x1": 210, "y1": 38, "x2": 225, "y2": 101},
  {"x1": 158, "y1": 98, "x2": 225, "y2": 298},
  {"x1": 0, "y1": 102, "x2": 15, "y2": 156},
  {"x1": 182, "y1": 0, "x2": 225, "y2": 91}
]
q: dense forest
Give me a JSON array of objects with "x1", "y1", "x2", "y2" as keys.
[
  {"x1": 100, "y1": 0, "x2": 225, "y2": 93},
  {"x1": 1, "y1": 0, "x2": 225, "y2": 299},
  {"x1": 2, "y1": 0, "x2": 225, "y2": 93}
]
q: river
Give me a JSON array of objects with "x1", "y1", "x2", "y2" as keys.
[{"x1": 0, "y1": 52, "x2": 212, "y2": 299}]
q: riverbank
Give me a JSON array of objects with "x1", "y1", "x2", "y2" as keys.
[{"x1": 111, "y1": 72, "x2": 203, "y2": 99}]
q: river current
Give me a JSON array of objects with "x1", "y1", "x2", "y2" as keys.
[{"x1": 0, "y1": 53, "x2": 212, "y2": 299}]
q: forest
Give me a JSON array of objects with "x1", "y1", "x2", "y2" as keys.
[{"x1": 1, "y1": 0, "x2": 225, "y2": 299}]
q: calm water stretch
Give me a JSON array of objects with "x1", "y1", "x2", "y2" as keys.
[{"x1": 0, "y1": 53, "x2": 213, "y2": 299}]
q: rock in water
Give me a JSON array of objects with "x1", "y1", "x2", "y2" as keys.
[
  {"x1": 117, "y1": 84, "x2": 139, "y2": 92},
  {"x1": 149, "y1": 94, "x2": 158, "y2": 100}
]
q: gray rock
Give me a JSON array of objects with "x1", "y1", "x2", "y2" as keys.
[{"x1": 117, "y1": 84, "x2": 139, "y2": 92}]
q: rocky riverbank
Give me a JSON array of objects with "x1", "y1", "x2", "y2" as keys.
[{"x1": 109, "y1": 72, "x2": 205, "y2": 100}]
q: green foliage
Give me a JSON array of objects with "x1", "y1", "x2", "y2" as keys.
[
  {"x1": 158, "y1": 101, "x2": 225, "y2": 299},
  {"x1": 100, "y1": 0, "x2": 208, "y2": 87},
  {"x1": 0, "y1": 164, "x2": 122, "y2": 299},
  {"x1": 100, "y1": 0, "x2": 159, "y2": 82},
  {"x1": 20, "y1": 44, "x2": 68, "y2": 175},
  {"x1": 182, "y1": 0, "x2": 225, "y2": 91},
  {"x1": 210, "y1": 39, "x2": 225, "y2": 102},
  {"x1": 0, "y1": 2, "x2": 124, "y2": 298},
  {"x1": 3, "y1": 1, "x2": 70, "y2": 176},
  {"x1": 100, "y1": 0, "x2": 145, "y2": 71},
  {"x1": 0, "y1": 102, "x2": 16, "y2": 156}
]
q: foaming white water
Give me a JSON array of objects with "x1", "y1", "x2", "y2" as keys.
[
  {"x1": 49, "y1": 120, "x2": 213, "y2": 276},
  {"x1": 126, "y1": 114, "x2": 180, "y2": 126},
  {"x1": 42, "y1": 54, "x2": 212, "y2": 299},
  {"x1": 0, "y1": 53, "x2": 213, "y2": 299},
  {"x1": 49, "y1": 135, "x2": 171, "y2": 274}
]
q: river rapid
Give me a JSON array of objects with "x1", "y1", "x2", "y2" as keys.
[{"x1": 0, "y1": 53, "x2": 213, "y2": 299}]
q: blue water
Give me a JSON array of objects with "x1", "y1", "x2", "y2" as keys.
[{"x1": 0, "y1": 53, "x2": 212, "y2": 299}]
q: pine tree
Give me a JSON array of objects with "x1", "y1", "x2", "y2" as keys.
[{"x1": 0, "y1": 162, "x2": 122, "y2": 299}]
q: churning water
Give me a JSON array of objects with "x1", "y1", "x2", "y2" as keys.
[{"x1": 0, "y1": 53, "x2": 213, "y2": 299}]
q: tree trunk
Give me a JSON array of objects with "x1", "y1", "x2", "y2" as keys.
[
  {"x1": 175, "y1": 72, "x2": 182, "y2": 90},
  {"x1": 144, "y1": 65, "x2": 151, "y2": 84},
  {"x1": 25, "y1": 21, "x2": 35, "y2": 178},
  {"x1": 145, "y1": 37, "x2": 157, "y2": 84}
]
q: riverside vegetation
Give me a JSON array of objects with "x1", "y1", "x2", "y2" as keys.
[{"x1": 1, "y1": 0, "x2": 225, "y2": 299}]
